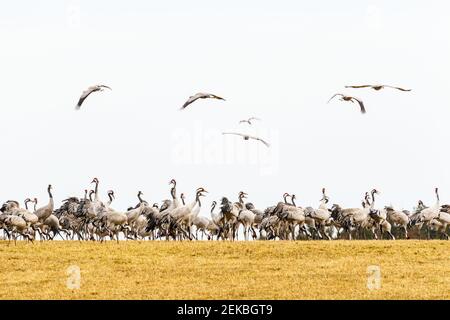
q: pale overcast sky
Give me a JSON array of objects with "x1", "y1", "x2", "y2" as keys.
[{"x1": 1, "y1": 1, "x2": 449, "y2": 215}]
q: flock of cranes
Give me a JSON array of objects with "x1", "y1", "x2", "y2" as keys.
[
  {"x1": 1, "y1": 178, "x2": 449, "y2": 244},
  {"x1": 75, "y1": 83, "x2": 411, "y2": 148},
  {"x1": 75, "y1": 86, "x2": 270, "y2": 147},
  {"x1": 328, "y1": 83, "x2": 411, "y2": 114},
  {"x1": 0, "y1": 82, "x2": 424, "y2": 244}
]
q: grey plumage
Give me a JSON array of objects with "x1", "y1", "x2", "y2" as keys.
[
  {"x1": 328, "y1": 93, "x2": 366, "y2": 114},
  {"x1": 180, "y1": 92, "x2": 225, "y2": 110},
  {"x1": 239, "y1": 117, "x2": 261, "y2": 125},
  {"x1": 76, "y1": 85, "x2": 112, "y2": 109},
  {"x1": 222, "y1": 132, "x2": 270, "y2": 147},
  {"x1": 345, "y1": 84, "x2": 411, "y2": 92}
]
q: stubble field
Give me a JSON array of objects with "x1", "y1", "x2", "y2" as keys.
[{"x1": 0, "y1": 240, "x2": 448, "y2": 300}]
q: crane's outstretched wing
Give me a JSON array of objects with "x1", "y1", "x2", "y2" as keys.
[
  {"x1": 181, "y1": 95, "x2": 201, "y2": 109},
  {"x1": 345, "y1": 85, "x2": 372, "y2": 89},
  {"x1": 181, "y1": 93, "x2": 225, "y2": 110},
  {"x1": 75, "y1": 85, "x2": 111, "y2": 110},
  {"x1": 223, "y1": 132, "x2": 270, "y2": 147},
  {"x1": 253, "y1": 137, "x2": 270, "y2": 147},
  {"x1": 384, "y1": 85, "x2": 411, "y2": 92},
  {"x1": 76, "y1": 87, "x2": 97, "y2": 110},
  {"x1": 327, "y1": 93, "x2": 343, "y2": 103},
  {"x1": 222, "y1": 132, "x2": 245, "y2": 138},
  {"x1": 210, "y1": 94, "x2": 226, "y2": 101},
  {"x1": 352, "y1": 97, "x2": 366, "y2": 114}
]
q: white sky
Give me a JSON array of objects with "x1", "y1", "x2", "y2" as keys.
[{"x1": 1, "y1": 0, "x2": 450, "y2": 215}]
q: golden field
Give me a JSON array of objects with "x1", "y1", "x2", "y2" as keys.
[{"x1": 0, "y1": 240, "x2": 448, "y2": 300}]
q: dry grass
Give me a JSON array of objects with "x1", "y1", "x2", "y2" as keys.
[{"x1": 0, "y1": 240, "x2": 448, "y2": 300}]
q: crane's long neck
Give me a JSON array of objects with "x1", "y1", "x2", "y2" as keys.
[
  {"x1": 138, "y1": 193, "x2": 143, "y2": 203},
  {"x1": 283, "y1": 194, "x2": 289, "y2": 204},
  {"x1": 365, "y1": 193, "x2": 371, "y2": 208},
  {"x1": 94, "y1": 180, "x2": 99, "y2": 200},
  {"x1": 48, "y1": 187, "x2": 54, "y2": 208},
  {"x1": 107, "y1": 194, "x2": 113, "y2": 206},
  {"x1": 24, "y1": 200, "x2": 29, "y2": 210},
  {"x1": 370, "y1": 191, "x2": 376, "y2": 209},
  {"x1": 171, "y1": 185, "x2": 177, "y2": 200},
  {"x1": 34, "y1": 201, "x2": 37, "y2": 212},
  {"x1": 291, "y1": 197, "x2": 296, "y2": 207},
  {"x1": 196, "y1": 193, "x2": 202, "y2": 209},
  {"x1": 190, "y1": 192, "x2": 201, "y2": 211},
  {"x1": 435, "y1": 189, "x2": 440, "y2": 209}
]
